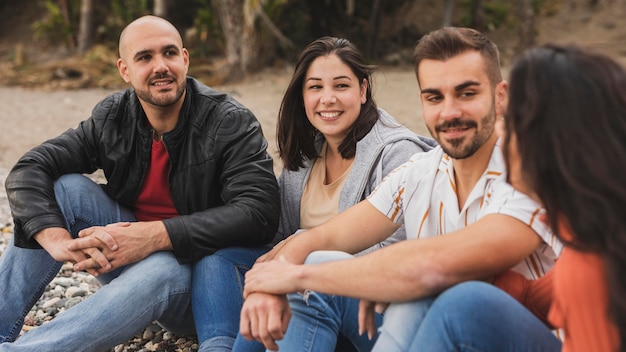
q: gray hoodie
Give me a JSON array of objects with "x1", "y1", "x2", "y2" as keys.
[{"x1": 274, "y1": 109, "x2": 436, "y2": 255}]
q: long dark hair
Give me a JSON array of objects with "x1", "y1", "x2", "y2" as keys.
[
  {"x1": 505, "y1": 44, "x2": 626, "y2": 350},
  {"x1": 277, "y1": 36, "x2": 378, "y2": 171}
]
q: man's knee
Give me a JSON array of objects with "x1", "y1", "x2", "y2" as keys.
[
  {"x1": 193, "y1": 247, "x2": 257, "y2": 280},
  {"x1": 437, "y1": 281, "x2": 492, "y2": 304},
  {"x1": 128, "y1": 253, "x2": 192, "y2": 294},
  {"x1": 53, "y1": 173, "x2": 102, "y2": 209},
  {"x1": 53, "y1": 173, "x2": 93, "y2": 194}
]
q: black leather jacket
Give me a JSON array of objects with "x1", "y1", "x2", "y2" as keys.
[{"x1": 6, "y1": 77, "x2": 280, "y2": 263}]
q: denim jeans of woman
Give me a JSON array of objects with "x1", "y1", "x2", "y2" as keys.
[
  {"x1": 0, "y1": 174, "x2": 195, "y2": 351},
  {"x1": 192, "y1": 246, "x2": 271, "y2": 352},
  {"x1": 371, "y1": 296, "x2": 436, "y2": 351},
  {"x1": 402, "y1": 281, "x2": 562, "y2": 352}
]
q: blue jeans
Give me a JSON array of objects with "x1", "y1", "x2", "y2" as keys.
[
  {"x1": 385, "y1": 281, "x2": 562, "y2": 352},
  {"x1": 248, "y1": 251, "x2": 383, "y2": 352},
  {"x1": 371, "y1": 296, "x2": 435, "y2": 351},
  {"x1": 192, "y1": 246, "x2": 270, "y2": 352},
  {"x1": 0, "y1": 174, "x2": 195, "y2": 351}
]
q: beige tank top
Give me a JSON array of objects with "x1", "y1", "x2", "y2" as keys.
[{"x1": 300, "y1": 142, "x2": 354, "y2": 229}]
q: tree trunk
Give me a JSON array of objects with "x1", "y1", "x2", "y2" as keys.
[
  {"x1": 76, "y1": 0, "x2": 94, "y2": 54},
  {"x1": 443, "y1": 0, "x2": 454, "y2": 27},
  {"x1": 212, "y1": 0, "x2": 261, "y2": 81},
  {"x1": 213, "y1": 0, "x2": 243, "y2": 79},
  {"x1": 240, "y1": 17, "x2": 258, "y2": 76},
  {"x1": 516, "y1": 0, "x2": 536, "y2": 56},
  {"x1": 469, "y1": 0, "x2": 484, "y2": 31},
  {"x1": 58, "y1": 0, "x2": 75, "y2": 49},
  {"x1": 153, "y1": 0, "x2": 169, "y2": 17},
  {"x1": 366, "y1": 0, "x2": 382, "y2": 60},
  {"x1": 346, "y1": 0, "x2": 355, "y2": 16}
]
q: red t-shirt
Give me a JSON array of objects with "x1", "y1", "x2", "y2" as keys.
[{"x1": 133, "y1": 139, "x2": 179, "y2": 221}]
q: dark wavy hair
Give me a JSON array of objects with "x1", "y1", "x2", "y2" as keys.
[
  {"x1": 413, "y1": 27, "x2": 502, "y2": 87},
  {"x1": 504, "y1": 44, "x2": 626, "y2": 350},
  {"x1": 277, "y1": 36, "x2": 379, "y2": 171}
]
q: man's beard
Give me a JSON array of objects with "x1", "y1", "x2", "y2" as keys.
[
  {"x1": 431, "y1": 109, "x2": 496, "y2": 159},
  {"x1": 136, "y1": 75, "x2": 185, "y2": 107}
]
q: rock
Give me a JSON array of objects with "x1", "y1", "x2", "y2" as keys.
[
  {"x1": 65, "y1": 286, "x2": 87, "y2": 298},
  {"x1": 64, "y1": 297, "x2": 83, "y2": 309},
  {"x1": 42, "y1": 297, "x2": 60, "y2": 309},
  {"x1": 142, "y1": 328, "x2": 153, "y2": 340}
]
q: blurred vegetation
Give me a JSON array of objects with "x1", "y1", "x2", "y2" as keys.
[
  {"x1": 22, "y1": 0, "x2": 530, "y2": 60},
  {"x1": 31, "y1": 0, "x2": 78, "y2": 49},
  {"x1": 7, "y1": 0, "x2": 614, "y2": 89}
]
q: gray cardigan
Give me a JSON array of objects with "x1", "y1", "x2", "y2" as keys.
[{"x1": 274, "y1": 109, "x2": 436, "y2": 255}]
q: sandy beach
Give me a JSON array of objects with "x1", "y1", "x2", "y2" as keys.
[{"x1": 0, "y1": 66, "x2": 429, "y2": 176}]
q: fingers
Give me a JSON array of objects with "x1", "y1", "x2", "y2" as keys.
[
  {"x1": 240, "y1": 293, "x2": 290, "y2": 351},
  {"x1": 255, "y1": 252, "x2": 269, "y2": 263},
  {"x1": 73, "y1": 247, "x2": 113, "y2": 273},
  {"x1": 239, "y1": 304, "x2": 254, "y2": 341},
  {"x1": 358, "y1": 299, "x2": 370, "y2": 336},
  {"x1": 73, "y1": 257, "x2": 105, "y2": 276},
  {"x1": 258, "y1": 238, "x2": 288, "y2": 263},
  {"x1": 358, "y1": 299, "x2": 377, "y2": 340},
  {"x1": 375, "y1": 301, "x2": 390, "y2": 314},
  {"x1": 257, "y1": 246, "x2": 277, "y2": 263},
  {"x1": 264, "y1": 299, "x2": 289, "y2": 349},
  {"x1": 74, "y1": 228, "x2": 119, "y2": 251},
  {"x1": 72, "y1": 256, "x2": 98, "y2": 276},
  {"x1": 280, "y1": 301, "x2": 291, "y2": 336},
  {"x1": 256, "y1": 304, "x2": 279, "y2": 351},
  {"x1": 365, "y1": 310, "x2": 377, "y2": 340}
]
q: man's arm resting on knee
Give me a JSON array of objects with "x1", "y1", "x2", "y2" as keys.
[{"x1": 246, "y1": 214, "x2": 543, "y2": 302}]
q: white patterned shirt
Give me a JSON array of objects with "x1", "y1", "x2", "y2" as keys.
[{"x1": 367, "y1": 140, "x2": 562, "y2": 279}]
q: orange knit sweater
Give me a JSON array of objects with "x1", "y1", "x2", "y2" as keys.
[{"x1": 495, "y1": 246, "x2": 619, "y2": 351}]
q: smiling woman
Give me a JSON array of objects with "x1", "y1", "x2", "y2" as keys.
[
  {"x1": 301, "y1": 54, "x2": 367, "y2": 156},
  {"x1": 227, "y1": 36, "x2": 435, "y2": 352}
]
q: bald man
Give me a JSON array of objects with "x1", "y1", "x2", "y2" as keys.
[{"x1": 0, "y1": 16, "x2": 279, "y2": 351}]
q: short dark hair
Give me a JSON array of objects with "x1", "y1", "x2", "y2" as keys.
[
  {"x1": 505, "y1": 43, "x2": 626, "y2": 348},
  {"x1": 413, "y1": 27, "x2": 502, "y2": 87},
  {"x1": 277, "y1": 36, "x2": 379, "y2": 171}
]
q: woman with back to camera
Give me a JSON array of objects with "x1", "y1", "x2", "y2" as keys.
[{"x1": 398, "y1": 43, "x2": 625, "y2": 352}]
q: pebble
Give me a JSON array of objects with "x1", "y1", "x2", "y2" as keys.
[{"x1": 0, "y1": 169, "x2": 199, "y2": 351}]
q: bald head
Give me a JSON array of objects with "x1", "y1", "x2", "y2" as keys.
[{"x1": 118, "y1": 15, "x2": 183, "y2": 60}]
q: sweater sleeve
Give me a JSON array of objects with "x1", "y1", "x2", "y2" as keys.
[{"x1": 493, "y1": 269, "x2": 554, "y2": 327}]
